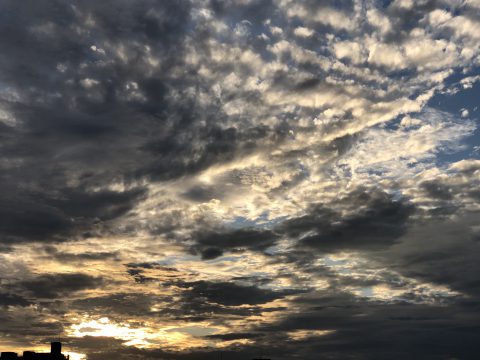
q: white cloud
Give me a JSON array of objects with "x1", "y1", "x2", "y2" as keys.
[
  {"x1": 335, "y1": 108, "x2": 476, "y2": 185},
  {"x1": 333, "y1": 41, "x2": 365, "y2": 64},
  {"x1": 366, "y1": 8, "x2": 392, "y2": 34},
  {"x1": 285, "y1": 2, "x2": 356, "y2": 31},
  {"x1": 80, "y1": 78, "x2": 99, "y2": 88},
  {"x1": 293, "y1": 26, "x2": 314, "y2": 37},
  {"x1": 367, "y1": 40, "x2": 407, "y2": 69},
  {"x1": 90, "y1": 45, "x2": 106, "y2": 55}
]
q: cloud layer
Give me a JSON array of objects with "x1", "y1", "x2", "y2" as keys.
[{"x1": 1, "y1": 0, "x2": 480, "y2": 359}]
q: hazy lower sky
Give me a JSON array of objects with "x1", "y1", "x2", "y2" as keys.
[{"x1": 1, "y1": 1, "x2": 480, "y2": 359}]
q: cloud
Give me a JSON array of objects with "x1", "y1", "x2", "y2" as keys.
[
  {"x1": 0, "y1": 186, "x2": 146, "y2": 243},
  {"x1": 375, "y1": 214, "x2": 480, "y2": 297},
  {"x1": 420, "y1": 180, "x2": 454, "y2": 200},
  {"x1": 293, "y1": 26, "x2": 315, "y2": 38},
  {"x1": 1, "y1": 0, "x2": 480, "y2": 358},
  {"x1": 0, "y1": 293, "x2": 31, "y2": 307},
  {"x1": 43, "y1": 246, "x2": 120, "y2": 263},
  {"x1": 175, "y1": 280, "x2": 302, "y2": 306},
  {"x1": 206, "y1": 332, "x2": 262, "y2": 341},
  {"x1": 191, "y1": 228, "x2": 280, "y2": 259},
  {"x1": 17, "y1": 273, "x2": 106, "y2": 299},
  {"x1": 71, "y1": 293, "x2": 160, "y2": 317},
  {"x1": 279, "y1": 188, "x2": 414, "y2": 253}
]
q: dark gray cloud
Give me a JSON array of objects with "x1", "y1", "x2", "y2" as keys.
[
  {"x1": 206, "y1": 332, "x2": 263, "y2": 341},
  {"x1": 0, "y1": 311, "x2": 65, "y2": 339},
  {"x1": 155, "y1": 297, "x2": 282, "y2": 323},
  {"x1": 420, "y1": 180, "x2": 454, "y2": 200},
  {"x1": 0, "y1": 0, "x2": 185, "y2": 230},
  {"x1": 256, "y1": 289, "x2": 480, "y2": 360},
  {"x1": 0, "y1": 293, "x2": 31, "y2": 307},
  {"x1": 0, "y1": 186, "x2": 145, "y2": 243},
  {"x1": 0, "y1": 0, "x2": 287, "y2": 248},
  {"x1": 62, "y1": 289, "x2": 480, "y2": 360},
  {"x1": 210, "y1": 0, "x2": 275, "y2": 23},
  {"x1": 17, "y1": 273, "x2": 106, "y2": 299},
  {"x1": 140, "y1": 279, "x2": 296, "y2": 323},
  {"x1": 191, "y1": 228, "x2": 280, "y2": 260},
  {"x1": 43, "y1": 246, "x2": 120, "y2": 263},
  {"x1": 124, "y1": 263, "x2": 182, "y2": 283},
  {"x1": 372, "y1": 216, "x2": 480, "y2": 297},
  {"x1": 175, "y1": 280, "x2": 302, "y2": 307},
  {"x1": 74, "y1": 342, "x2": 254, "y2": 360},
  {"x1": 71, "y1": 293, "x2": 163, "y2": 318},
  {"x1": 279, "y1": 188, "x2": 414, "y2": 252},
  {"x1": 185, "y1": 187, "x2": 416, "y2": 297},
  {"x1": 0, "y1": 194, "x2": 73, "y2": 243}
]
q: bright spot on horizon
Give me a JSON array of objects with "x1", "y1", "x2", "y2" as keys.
[
  {"x1": 67, "y1": 317, "x2": 220, "y2": 350},
  {"x1": 69, "y1": 317, "x2": 154, "y2": 347},
  {"x1": 64, "y1": 352, "x2": 86, "y2": 360}
]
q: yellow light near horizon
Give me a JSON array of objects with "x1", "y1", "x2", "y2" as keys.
[
  {"x1": 0, "y1": 342, "x2": 85, "y2": 360},
  {"x1": 64, "y1": 352, "x2": 86, "y2": 360},
  {"x1": 67, "y1": 317, "x2": 216, "y2": 351},
  {"x1": 69, "y1": 318, "x2": 150, "y2": 344}
]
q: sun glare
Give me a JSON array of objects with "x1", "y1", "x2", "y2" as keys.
[
  {"x1": 68, "y1": 317, "x2": 218, "y2": 350},
  {"x1": 64, "y1": 352, "x2": 86, "y2": 360}
]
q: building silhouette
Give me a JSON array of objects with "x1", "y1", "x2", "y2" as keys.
[
  {"x1": 1, "y1": 342, "x2": 272, "y2": 360},
  {"x1": 1, "y1": 342, "x2": 69, "y2": 360}
]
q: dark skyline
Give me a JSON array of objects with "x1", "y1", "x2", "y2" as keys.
[
  {"x1": 1, "y1": 0, "x2": 480, "y2": 359},
  {"x1": 1, "y1": 342, "x2": 69, "y2": 360}
]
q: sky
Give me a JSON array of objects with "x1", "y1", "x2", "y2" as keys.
[{"x1": 0, "y1": 0, "x2": 480, "y2": 359}]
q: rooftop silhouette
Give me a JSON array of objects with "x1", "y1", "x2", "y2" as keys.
[{"x1": 1, "y1": 343, "x2": 69, "y2": 360}]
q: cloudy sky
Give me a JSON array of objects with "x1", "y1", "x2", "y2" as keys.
[{"x1": 1, "y1": 0, "x2": 480, "y2": 359}]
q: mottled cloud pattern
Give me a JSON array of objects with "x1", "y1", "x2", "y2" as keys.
[{"x1": 0, "y1": 0, "x2": 479, "y2": 359}]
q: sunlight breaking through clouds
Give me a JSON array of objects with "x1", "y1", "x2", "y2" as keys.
[{"x1": 68, "y1": 317, "x2": 220, "y2": 350}]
